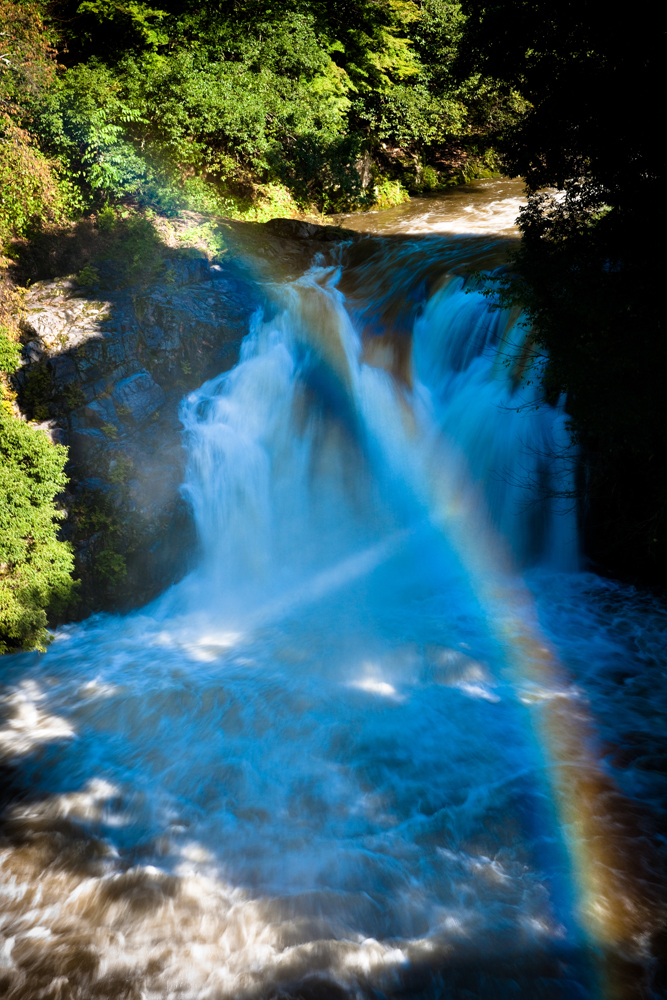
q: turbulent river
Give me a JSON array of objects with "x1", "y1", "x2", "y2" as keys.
[{"x1": 1, "y1": 180, "x2": 666, "y2": 1000}]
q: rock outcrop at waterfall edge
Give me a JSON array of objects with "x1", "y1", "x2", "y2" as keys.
[
  {"x1": 8, "y1": 214, "x2": 360, "y2": 619},
  {"x1": 12, "y1": 250, "x2": 255, "y2": 616}
]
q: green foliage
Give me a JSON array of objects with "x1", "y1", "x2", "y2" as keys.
[
  {"x1": 362, "y1": 83, "x2": 465, "y2": 148},
  {"x1": 421, "y1": 165, "x2": 438, "y2": 188},
  {"x1": 71, "y1": 487, "x2": 127, "y2": 591},
  {"x1": 73, "y1": 491, "x2": 117, "y2": 535},
  {"x1": 108, "y1": 453, "x2": 132, "y2": 484},
  {"x1": 0, "y1": 0, "x2": 526, "y2": 221},
  {"x1": 0, "y1": 326, "x2": 21, "y2": 376},
  {"x1": 97, "y1": 203, "x2": 117, "y2": 231},
  {"x1": 412, "y1": 0, "x2": 465, "y2": 94},
  {"x1": 373, "y1": 178, "x2": 410, "y2": 209},
  {"x1": 34, "y1": 59, "x2": 150, "y2": 206},
  {"x1": 63, "y1": 383, "x2": 85, "y2": 409},
  {"x1": 0, "y1": 125, "x2": 66, "y2": 247},
  {"x1": 96, "y1": 547, "x2": 127, "y2": 581},
  {"x1": 276, "y1": 134, "x2": 365, "y2": 212},
  {"x1": 77, "y1": 1, "x2": 170, "y2": 52},
  {"x1": 0, "y1": 414, "x2": 76, "y2": 652},
  {"x1": 0, "y1": 0, "x2": 58, "y2": 108},
  {"x1": 323, "y1": 0, "x2": 422, "y2": 94},
  {"x1": 26, "y1": 6, "x2": 354, "y2": 209},
  {"x1": 356, "y1": 0, "x2": 526, "y2": 162},
  {"x1": 77, "y1": 263, "x2": 100, "y2": 286},
  {"x1": 0, "y1": 1, "x2": 71, "y2": 245}
]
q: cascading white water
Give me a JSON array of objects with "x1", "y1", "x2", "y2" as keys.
[
  {"x1": 411, "y1": 274, "x2": 578, "y2": 567},
  {"x1": 170, "y1": 261, "x2": 574, "y2": 623},
  {"x1": 1, "y1": 199, "x2": 665, "y2": 999}
]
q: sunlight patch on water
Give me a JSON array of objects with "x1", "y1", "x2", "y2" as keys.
[
  {"x1": 349, "y1": 672, "x2": 400, "y2": 699},
  {"x1": 0, "y1": 681, "x2": 75, "y2": 757}
]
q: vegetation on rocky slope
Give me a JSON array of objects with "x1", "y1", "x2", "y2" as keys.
[
  {"x1": 0, "y1": 324, "x2": 75, "y2": 652},
  {"x1": 1, "y1": 0, "x2": 522, "y2": 232}
]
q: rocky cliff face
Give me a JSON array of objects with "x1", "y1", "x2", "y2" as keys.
[
  {"x1": 14, "y1": 251, "x2": 259, "y2": 615},
  {"x1": 11, "y1": 215, "x2": 360, "y2": 618}
]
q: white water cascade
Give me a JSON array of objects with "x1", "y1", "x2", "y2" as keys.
[{"x1": 1, "y1": 186, "x2": 665, "y2": 1000}]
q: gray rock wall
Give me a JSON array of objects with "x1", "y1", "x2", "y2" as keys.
[{"x1": 14, "y1": 252, "x2": 260, "y2": 615}]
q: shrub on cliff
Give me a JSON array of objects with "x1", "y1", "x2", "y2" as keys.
[
  {"x1": 0, "y1": 122, "x2": 67, "y2": 247},
  {"x1": 0, "y1": 415, "x2": 76, "y2": 652},
  {"x1": 0, "y1": 327, "x2": 76, "y2": 652}
]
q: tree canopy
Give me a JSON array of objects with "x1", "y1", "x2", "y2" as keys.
[{"x1": 1, "y1": 0, "x2": 525, "y2": 221}]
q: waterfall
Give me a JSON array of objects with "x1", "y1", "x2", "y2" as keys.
[
  {"x1": 168, "y1": 259, "x2": 577, "y2": 636},
  {"x1": 0, "y1": 209, "x2": 662, "y2": 1000}
]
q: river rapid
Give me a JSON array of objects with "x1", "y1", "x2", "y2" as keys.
[{"x1": 1, "y1": 180, "x2": 666, "y2": 1000}]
